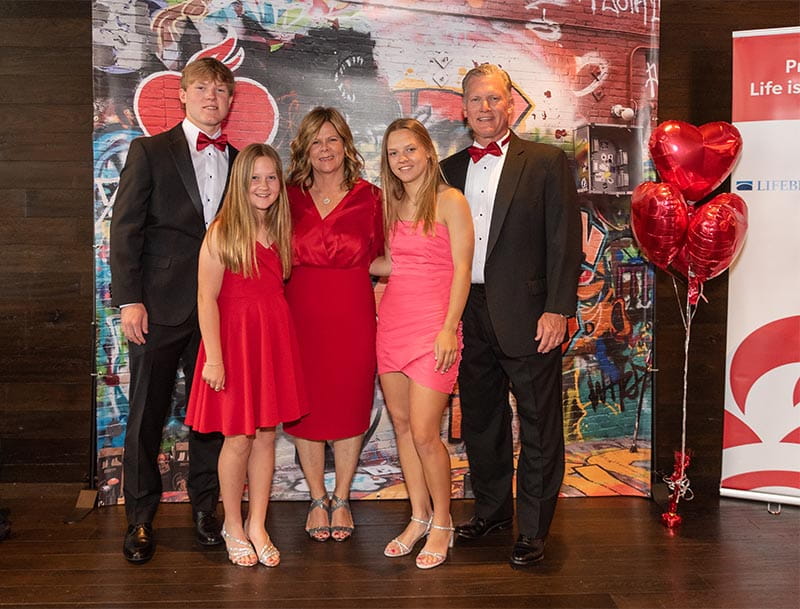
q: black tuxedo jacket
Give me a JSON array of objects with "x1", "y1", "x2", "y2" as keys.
[
  {"x1": 441, "y1": 132, "x2": 582, "y2": 358},
  {"x1": 110, "y1": 123, "x2": 237, "y2": 326}
]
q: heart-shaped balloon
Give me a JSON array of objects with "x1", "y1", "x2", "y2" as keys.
[
  {"x1": 631, "y1": 181, "x2": 690, "y2": 271},
  {"x1": 649, "y1": 121, "x2": 743, "y2": 203},
  {"x1": 672, "y1": 193, "x2": 749, "y2": 304}
]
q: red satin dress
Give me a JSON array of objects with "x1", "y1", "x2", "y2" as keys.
[
  {"x1": 283, "y1": 179, "x2": 384, "y2": 441},
  {"x1": 186, "y1": 244, "x2": 308, "y2": 436}
]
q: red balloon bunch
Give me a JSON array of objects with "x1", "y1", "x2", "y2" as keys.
[{"x1": 632, "y1": 120, "x2": 749, "y2": 303}]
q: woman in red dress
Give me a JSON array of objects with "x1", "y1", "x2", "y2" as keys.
[{"x1": 283, "y1": 107, "x2": 383, "y2": 542}]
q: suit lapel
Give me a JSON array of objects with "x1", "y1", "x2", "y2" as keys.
[
  {"x1": 487, "y1": 133, "x2": 525, "y2": 258},
  {"x1": 217, "y1": 145, "x2": 238, "y2": 215},
  {"x1": 447, "y1": 149, "x2": 471, "y2": 191},
  {"x1": 168, "y1": 125, "x2": 204, "y2": 220}
]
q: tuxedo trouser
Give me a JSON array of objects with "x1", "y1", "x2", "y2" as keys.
[
  {"x1": 123, "y1": 317, "x2": 223, "y2": 525},
  {"x1": 457, "y1": 284, "x2": 565, "y2": 539}
]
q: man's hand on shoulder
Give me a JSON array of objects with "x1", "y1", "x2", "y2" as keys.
[
  {"x1": 535, "y1": 312, "x2": 567, "y2": 354},
  {"x1": 120, "y1": 303, "x2": 149, "y2": 345}
]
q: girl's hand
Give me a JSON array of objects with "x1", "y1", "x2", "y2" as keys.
[
  {"x1": 202, "y1": 362, "x2": 225, "y2": 392},
  {"x1": 433, "y1": 329, "x2": 459, "y2": 373}
]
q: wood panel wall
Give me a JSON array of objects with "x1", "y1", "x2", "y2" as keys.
[
  {"x1": 0, "y1": 0, "x2": 93, "y2": 483},
  {"x1": 0, "y1": 1, "x2": 796, "y2": 490}
]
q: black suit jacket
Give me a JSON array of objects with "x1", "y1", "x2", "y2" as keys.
[
  {"x1": 110, "y1": 123, "x2": 237, "y2": 326},
  {"x1": 441, "y1": 132, "x2": 582, "y2": 358}
]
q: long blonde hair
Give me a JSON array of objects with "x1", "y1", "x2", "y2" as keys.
[
  {"x1": 380, "y1": 118, "x2": 442, "y2": 236},
  {"x1": 287, "y1": 107, "x2": 364, "y2": 190},
  {"x1": 209, "y1": 144, "x2": 292, "y2": 279}
]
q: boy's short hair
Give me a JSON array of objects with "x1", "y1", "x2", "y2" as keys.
[{"x1": 180, "y1": 57, "x2": 235, "y2": 94}]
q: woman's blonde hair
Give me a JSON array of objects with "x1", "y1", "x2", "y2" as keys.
[
  {"x1": 380, "y1": 118, "x2": 442, "y2": 236},
  {"x1": 209, "y1": 143, "x2": 292, "y2": 279},
  {"x1": 287, "y1": 107, "x2": 364, "y2": 190}
]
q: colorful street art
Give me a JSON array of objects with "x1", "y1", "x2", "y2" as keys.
[{"x1": 92, "y1": 0, "x2": 660, "y2": 505}]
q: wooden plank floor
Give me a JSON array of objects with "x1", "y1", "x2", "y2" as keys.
[{"x1": 0, "y1": 483, "x2": 797, "y2": 608}]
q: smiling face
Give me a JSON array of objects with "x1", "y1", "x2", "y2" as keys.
[
  {"x1": 385, "y1": 128, "x2": 431, "y2": 187},
  {"x1": 308, "y1": 121, "x2": 346, "y2": 178},
  {"x1": 179, "y1": 78, "x2": 233, "y2": 134},
  {"x1": 462, "y1": 73, "x2": 514, "y2": 146},
  {"x1": 248, "y1": 156, "x2": 280, "y2": 213}
]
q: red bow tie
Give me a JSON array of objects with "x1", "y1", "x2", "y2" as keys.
[
  {"x1": 196, "y1": 132, "x2": 228, "y2": 151},
  {"x1": 467, "y1": 134, "x2": 510, "y2": 163},
  {"x1": 467, "y1": 141, "x2": 501, "y2": 163}
]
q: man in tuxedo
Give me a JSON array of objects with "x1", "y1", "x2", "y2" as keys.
[
  {"x1": 110, "y1": 57, "x2": 237, "y2": 564},
  {"x1": 441, "y1": 64, "x2": 582, "y2": 566}
]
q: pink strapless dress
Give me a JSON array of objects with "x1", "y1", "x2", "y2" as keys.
[{"x1": 376, "y1": 221, "x2": 462, "y2": 394}]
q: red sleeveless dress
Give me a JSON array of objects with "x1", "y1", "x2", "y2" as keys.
[{"x1": 186, "y1": 243, "x2": 308, "y2": 436}]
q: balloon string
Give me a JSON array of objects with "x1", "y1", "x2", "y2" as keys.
[
  {"x1": 676, "y1": 283, "x2": 697, "y2": 507},
  {"x1": 672, "y1": 274, "x2": 688, "y2": 330}
]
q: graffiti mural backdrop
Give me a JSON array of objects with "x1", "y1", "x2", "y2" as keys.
[{"x1": 93, "y1": 0, "x2": 660, "y2": 504}]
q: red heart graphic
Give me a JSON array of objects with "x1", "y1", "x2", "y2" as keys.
[
  {"x1": 649, "y1": 120, "x2": 742, "y2": 203},
  {"x1": 134, "y1": 73, "x2": 278, "y2": 150}
]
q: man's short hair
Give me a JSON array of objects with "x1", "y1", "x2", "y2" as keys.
[
  {"x1": 461, "y1": 63, "x2": 513, "y2": 97},
  {"x1": 181, "y1": 57, "x2": 235, "y2": 95}
]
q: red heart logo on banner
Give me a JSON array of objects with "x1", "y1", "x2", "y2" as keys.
[
  {"x1": 649, "y1": 120, "x2": 743, "y2": 203},
  {"x1": 631, "y1": 181, "x2": 690, "y2": 271}
]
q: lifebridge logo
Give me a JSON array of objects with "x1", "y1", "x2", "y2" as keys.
[{"x1": 735, "y1": 178, "x2": 800, "y2": 192}]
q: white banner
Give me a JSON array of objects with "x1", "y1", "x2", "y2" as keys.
[{"x1": 721, "y1": 27, "x2": 800, "y2": 505}]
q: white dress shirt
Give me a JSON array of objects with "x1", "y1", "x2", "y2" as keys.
[
  {"x1": 182, "y1": 118, "x2": 229, "y2": 228},
  {"x1": 464, "y1": 131, "x2": 511, "y2": 284}
]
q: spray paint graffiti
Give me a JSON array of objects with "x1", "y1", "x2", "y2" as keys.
[{"x1": 93, "y1": 0, "x2": 659, "y2": 503}]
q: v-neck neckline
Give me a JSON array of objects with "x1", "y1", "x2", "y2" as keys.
[{"x1": 311, "y1": 186, "x2": 351, "y2": 221}]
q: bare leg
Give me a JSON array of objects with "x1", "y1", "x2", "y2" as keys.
[
  {"x1": 245, "y1": 427, "x2": 279, "y2": 566},
  {"x1": 408, "y1": 380, "x2": 453, "y2": 567},
  {"x1": 329, "y1": 433, "x2": 363, "y2": 539},
  {"x1": 218, "y1": 434, "x2": 257, "y2": 566},
  {"x1": 294, "y1": 437, "x2": 330, "y2": 539},
  {"x1": 380, "y1": 372, "x2": 432, "y2": 554}
]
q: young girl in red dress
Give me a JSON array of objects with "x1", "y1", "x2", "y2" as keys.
[{"x1": 185, "y1": 144, "x2": 308, "y2": 567}]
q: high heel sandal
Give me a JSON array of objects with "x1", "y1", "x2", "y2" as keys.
[
  {"x1": 415, "y1": 518, "x2": 454, "y2": 570},
  {"x1": 221, "y1": 525, "x2": 257, "y2": 567},
  {"x1": 384, "y1": 516, "x2": 432, "y2": 557},
  {"x1": 305, "y1": 495, "x2": 330, "y2": 542},
  {"x1": 244, "y1": 517, "x2": 280, "y2": 567},
  {"x1": 254, "y1": 539, "x2": 280, "y2": 567},
  {"x1": 329, "y1": 494, "x2": 354, "y2": 542}
]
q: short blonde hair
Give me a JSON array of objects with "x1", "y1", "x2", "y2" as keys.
[
  {"x1": 181, "y1": 57, "x2": 235, "y2": 95},
  {"x1": 461, "y1": 63, "x2": 512, "y2": 97},
  {"x1": 287, "y1": 107, "x2": 364, "y2": 191}
]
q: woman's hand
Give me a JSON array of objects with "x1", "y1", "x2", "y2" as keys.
[
  {"x1": 433, "y1": 328, "x2": 459, "y2": 373},
  {"x1": 202, "y1": 361, "x2": 225, "y2": 392}
]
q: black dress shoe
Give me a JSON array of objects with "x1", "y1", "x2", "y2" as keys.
[
  {"x1": 194, "y1": 511, "x2": 223, "y2": 546},
  {"x1": 455, "y1": 515, "x2": 513, "y2": 539},
  {"x1": 123, "y1": 523, "x2": 155, "y2": 564},
  {"x1": 509, "y1": 534, "x2": 545, "y2": 566}
]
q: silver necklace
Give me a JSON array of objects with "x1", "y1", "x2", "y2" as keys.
[{"x1": 322, "y1": 197, "x2": 331, "y2": 205}]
